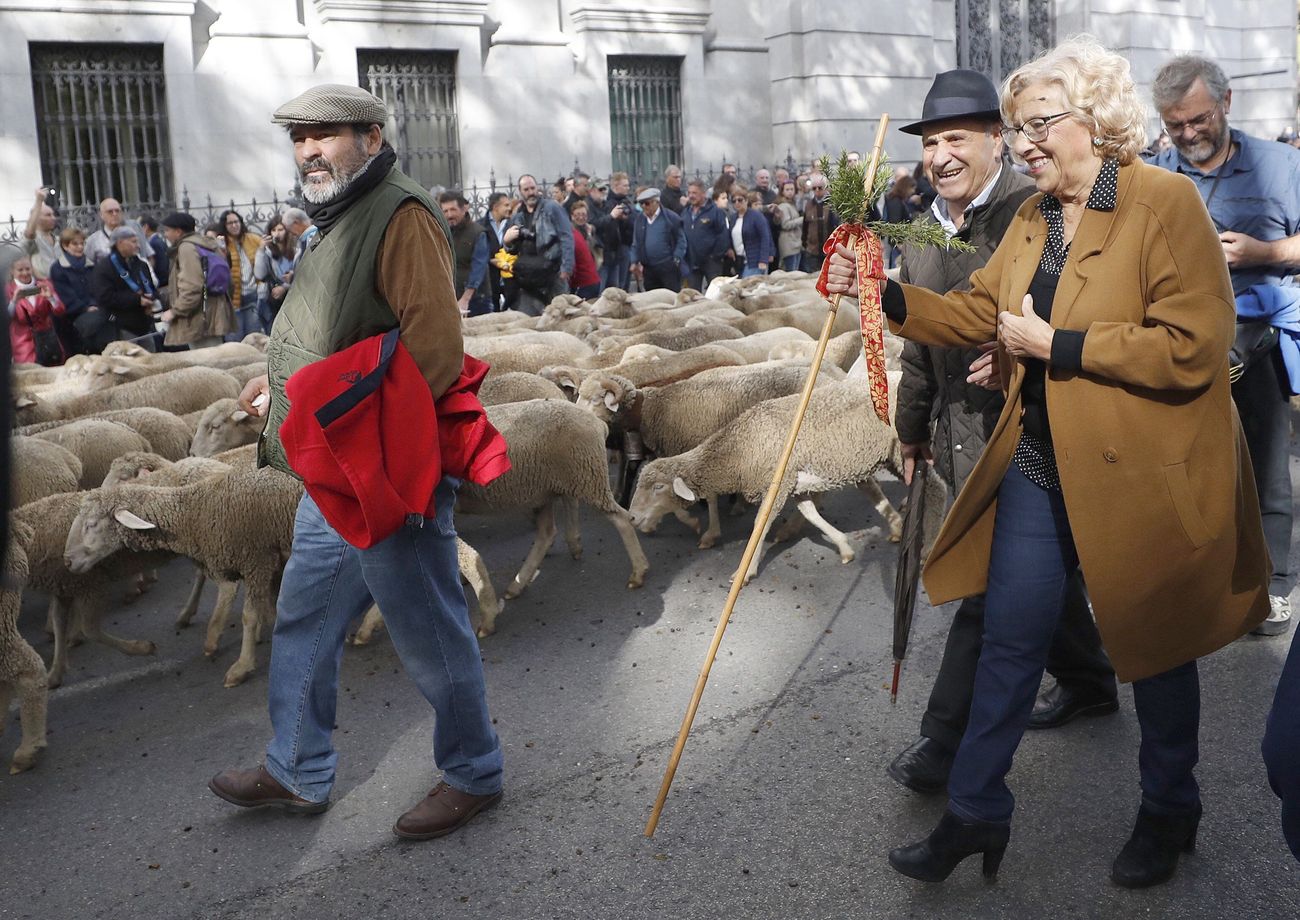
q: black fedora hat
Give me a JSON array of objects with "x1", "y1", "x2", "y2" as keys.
[{"x1": 900, "y1": 69, "x2": 1003, "y2": 136}]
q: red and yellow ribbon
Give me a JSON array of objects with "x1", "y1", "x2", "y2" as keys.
[{"x1": 816, "y1": 224, "x2": 890, "y2": 423}]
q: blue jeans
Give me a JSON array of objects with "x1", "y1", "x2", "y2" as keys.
[
  {"x1": 264, "y1": 482, "x2": 503, "y2": 803},
  {"x1": 948, "y1": 460, "x2": 1200, "y2": 824},
  {"x1": 226, "y1": 306, "x2": 261, "y2": 342},
  {"x1": 1264, "y1": 627, "x2": 1300, "y2": 860},
  {"x1": 781, "y1": 254, "x2": 801, "y2": 272},
  {"x1": 600, "y1": 248, "x2": 630, "y2": 292},
  {"x1": 740, "y1": 264, "x2": 766, "y2": 278}
]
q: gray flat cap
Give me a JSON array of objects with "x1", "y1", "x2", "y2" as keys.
[
  {"x1": 636, "y1": 187, "x2": 661, "y2": 203},
  {"x1": 272, "y1": 84, "x2": 388, "y2": 127}
]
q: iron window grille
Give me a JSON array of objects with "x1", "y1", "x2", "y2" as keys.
[
  {"x1": 608, "y1": 56, "x2": 684, "y2": 185},
  {"x1": 956, "y1": 0, "x2": 1053, "y2": 84},
  {"x1": 358, "y1": 50, "x2": 462, "y2": 189},
  {"x1": 30, "y1": 42, "x2": 175, "y2": 214}
]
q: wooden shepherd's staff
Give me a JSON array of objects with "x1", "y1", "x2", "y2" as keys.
[{"x1": 642, "y1": 117, "x2": 893, "y2": 838}]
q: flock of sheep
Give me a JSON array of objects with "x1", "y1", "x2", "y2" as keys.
[{"x1": 0, "y1": 270, "x2": 944, "y2": 778}]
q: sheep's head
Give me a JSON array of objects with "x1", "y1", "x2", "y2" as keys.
[
  {"x1": 64, "y1": 498, "x2": 152, "y2": 574},
  {"x1": 56, "y1": 353, "x2": 93, "y2": 382},
  {"x1": 537, "y1": 365, "x2": 587, "y2": 400},
  {"x1": 627, "y1": 461, "x2": 698, "y2": 533},
  {"x1": 102, "y1": 451, "x2": 172, "y2": 488},
  {"x1": 576, "y1": 374, "x2": 636, "y2": 425},
  {"x1": 101, "y1": 341, "x2": 149, "y2": 359},
  {"x1": 242, "y1": 332, "x2": 270, "y2": 352},
  {"x1": 82, "y1": 356, "x2": 140, "y2": 392},
  {"x1": 191, "y1": 398, "x2": 261, "y2": 457},
  {"x1": 591, "y1": 288, "x2": 634, "y2": 319},
  {"x1": 540, "y1": 294, "x2": 586, "y2": 328},
  {"x1": 12, "y1": 390, "x2": 52, "y2": 426},
  {"x1": 674, "y1": 288, "x2": 704, "y2": 306}
]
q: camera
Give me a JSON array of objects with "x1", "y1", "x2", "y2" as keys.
[
  {"x1": 43, "y1": 188, "x2": 58, "y2": 209},
  {"x1": 516, "y1": 228, "x2": 536, "y2": 241}
]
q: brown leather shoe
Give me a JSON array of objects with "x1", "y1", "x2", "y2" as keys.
[
  {"x1": 208, "y1": 764, "x2": 329, "y2": 815},
  {"x1": 393, "y1": 781, "x2": 502, "y2": 840}
]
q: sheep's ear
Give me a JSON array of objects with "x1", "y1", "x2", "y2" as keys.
[
  {"x1": 113, "y1": 508, "x2": 157, "y2": 531},
  {"x1": 603, "y1": 390, "x2": 620, "y2": 412},
  {"x1": 230, "y1": 409, "x2": 249, "y2": 422},
  {"x1": 112, "y1": 365, "x2": 131, "y2": 375},
  {"x1": 15, "y1": 396, "x2": 35, "y2": 408},
  {"x1": 564, "y1": 306, "x2": 581, "y2": 317},
  {"x1": 672, "y1": 477, "x2": 697, "y2": 502}
]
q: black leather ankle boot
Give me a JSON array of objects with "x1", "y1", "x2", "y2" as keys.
[
  {"x1": 888, "y1": 810, "x2": 1012, "y2": 883},
  {"x1": 1111, "y1": 803, "x2": 1201, "y2": 889}
]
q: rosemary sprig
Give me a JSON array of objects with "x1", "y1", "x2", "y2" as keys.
[{"x1": 819, "y1": 152, "x2": 975, "y2": 253}]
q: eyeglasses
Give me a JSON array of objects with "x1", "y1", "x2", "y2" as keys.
[
  {"x1": 1001, "y1": 112, "x2": 1072, "y2": 145},
  {"x1": 731, "y1": 197, "x2": 746, "y2": 203},
  {"x1": 1162, "y1": 106, "x2": 1219, "y2": 136}
]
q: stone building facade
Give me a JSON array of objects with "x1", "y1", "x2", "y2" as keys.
[{"x1": 0, "y1": 0, "x2": 1294, "y2": 221}]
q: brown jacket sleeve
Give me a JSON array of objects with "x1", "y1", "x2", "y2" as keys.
[
  {"x1": 170, "y1": 240, "x2": 206, "y2": 318},
  {"x1": 376, "y1": 201, "x2": 464, "y2": 399}
]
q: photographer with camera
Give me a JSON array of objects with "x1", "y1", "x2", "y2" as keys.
[
  {"x1": 255, "y1": 214, "x2": 296, "y2": 331},
  {"x1": 91, "y1": 226, "x2": 160, "y2": 349},
  {"x1": 7, "y1": 255, "x2": 65, "y2": 366},
  {"x1": 23, "y1": 187, "x2": 60, "y2": 280},
  {"x1": 597, "y1": 172, "x2": 634, "y2": 291},
  {"x1": 503, "y1": 174, "x2": 573, "y2": 316}
]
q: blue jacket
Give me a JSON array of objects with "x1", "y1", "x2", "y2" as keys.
[
  {"x1": 735, "y1": 209, "x2": 776, "y2": 269},
  {"x1": 49, "y1": 249, "x2": 95, "y2": 316},
  {"x1": 631, "y1": 207, "x2": 687, "y2": 269},
  {"x1": 682, "y1": 200, "x2": 730, "y2": 270},
  {"x1": 509, "y1": 198, "x2": 575, "y2": 275}
]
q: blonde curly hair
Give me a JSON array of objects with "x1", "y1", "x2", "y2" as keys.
[{"x1": 1000, "y1": 35, "x2": 1148, "y2": 164}]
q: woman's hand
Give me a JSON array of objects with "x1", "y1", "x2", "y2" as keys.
[
  {"x1": 966, "y1": 341, "x2": 1001, "y2": 389},
  {"x1": 997, "y1": 295, "x2": 1054, "y2": 362}
]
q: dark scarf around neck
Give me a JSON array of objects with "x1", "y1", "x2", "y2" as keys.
[{"x1": 304, "y1": 145, "x2": 398, "y2": 237}]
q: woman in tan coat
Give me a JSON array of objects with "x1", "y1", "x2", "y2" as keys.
[{"x1": 828, "y1": 36, "x2": 1269, "y2": 888}]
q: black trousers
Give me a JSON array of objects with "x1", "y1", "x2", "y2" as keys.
[
  {"x1": 920, "y1": 569, "x2": 1117, "y2": 753},
  {"x1": 642, "y1": 259, "x2": 681, "y2": 293},
  {"x1": 686, "y1": 256, "x2": 723, "y2": 291},
  {"x1": 1232, "y1": 344, "x2": 1293, "y2": 593}
]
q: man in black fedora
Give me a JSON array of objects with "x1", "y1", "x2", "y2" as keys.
[{"x1": 885, "y1": 68, "x2": 1119, "y2": 794}]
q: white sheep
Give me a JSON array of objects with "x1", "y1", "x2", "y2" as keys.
[
  {"x1": 17, "y1": 407, "x2": 193, "y2": 461},
  {"x1": 540, "y1": 343, "x2": 747, "y2": 397},
  {"x1": 472, "y1": 342, "x2": 598, "y2": 377},
  {"x1": 10, "y1": 437, "x2": 82, "y2": 507},
  {"x1": 627, "y1": 381, "x2": 944, "y2": 581},
  {"x1": 14, "y1": 366, "x2": 241, "y2": 427},
  {"x1": 592, "y1": 323, "x2": 744, "y2": 360},
  {"x1": 733, "y1": 301, "x2": 860, "y2": 339},
  {"x1": 768, "y1": 329, "x2": 868, "y2": 373},
  {"x1": 31, "y1": 419, "x2": 151, "y2": 489},
  {"x1": 0, "y1": 519, "x2": 47, "y2": 773},
  {"x1": 241, "y1": 332, "x2": 270, "y2": 352},
  {"x1": 189, "y1": 398, "x2": 264, "y2": 457},
  {"x1": 456, "y1": 399, "x2": 649, "y2": 602},
  {"x1": 101, "y1": 340, "x2": 263, "y2": 365},
  {"x1": 710, "y1": 328, "x2": 815, "y2": 363},
  {"x1": 64, "y1": 467, "x2": 302, "y2": 688}
]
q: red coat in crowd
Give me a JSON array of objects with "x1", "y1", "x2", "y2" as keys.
[
  {"x1": 6, "y1": 278, "x2": 65, "y2": 364},
  {"x1": 571, "y1": 227, "x2": 600, "y2": 290}
]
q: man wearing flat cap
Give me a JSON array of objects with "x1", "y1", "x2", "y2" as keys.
[
  {"x1": 90, "y1": 224, "x2": 160, "y2": 347},
  {"x1": 882, "y1": 68, "x2": 1117, "y2": 795},
  {"x1": 209, "y1": 84, "x2": 504, "y2": 841},
  {"x1": 158, "y1": 211, "x2": 234, "y2": 349},
  {"x1": 630, "y1": 187, "x2": 687, "y2": 292}
]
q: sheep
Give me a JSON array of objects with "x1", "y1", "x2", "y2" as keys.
[
  {"x1": 593, "y1": 323, "x2": 745, "y2": 359},
  {"x1": 64, "y1": 467, "x2": 302, "y2": 688},
  {"x1": 10, "y1": 354, "x2": 93, "y2": 389},
  {"x1": 590, "y1": 287, "x2": 677, "y2": 316},
  {"x1": 14, "y1": 366, "x2": 241, "y2": 426},
  {"x1": 456, "y1": 399, "x2": 649, "y2": 601},
  {"x1": 711, "y1": 328, "x2": 815, "y2": 364},
  {"x1": 540, "y1": 343, "x2": 747, "y2": 397},
  {"x1": 463, "y1": 309, "x2": 532, "y2": 332},
  {"x1": 0, "y1": 519, "x2": 47, "y2": 773},
  {"x1": 733, "y1": 301, "x2": 860, "y2": 339},
  {"x1": 77, "y1": 355, "x2": 180, "y2": 392},
  {"x1": 11, "y1": 437, "x2": 81, "y2": 507},
  {"x1": 32, "y1": 419, "x2": 152, "y2": 489},
  {"x1": 768, "y1": 329, "x2": 867, "y2": 373},
  {"x1": 187, "y1": 397, "x2": 265, "y2": 457},
  {"x1": 472, "y1": 342, "x2": 599, "y2": 377},
  {"x1": 628, "y1": 380, "x2": 945, "y2": 581},
  {"x1": 465, "y1": 330, "x2": 594, "y2": 359},
  {"x1": 17, "y1": 407, "x2": 193, "y2": 461},
  {"x1": 223, "y1": 363, "x2": 269, "y2": 389},
  {"x1": 14, "y1": 492, "x2": 170, "y2": 688},
  {"x1": 711, "y1": 280, "x2": 816, "y2": 314},
  {"x1": 101, "y1": 340, "x2": 263, "y2": 365},
  {"x1": 478, "y1": 372, "x2": 568, "y2": 407},
  {"x1": 350, "y1": 537, "x2": 504, "y2": 642},
  {"x1": 580, "y1": 362, "x2": 846, "y2": 540},
  {"x1": 241, "y1": 332, "x2": 270, "y2": 352}
]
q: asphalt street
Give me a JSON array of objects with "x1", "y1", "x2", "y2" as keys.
[{"x1": 2, "y1": 467, "x2": 1299, "y2": 920}]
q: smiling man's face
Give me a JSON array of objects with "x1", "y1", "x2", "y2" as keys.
[{"x1": 921, "y1": 117, "x2": 1003, "y2": 213}]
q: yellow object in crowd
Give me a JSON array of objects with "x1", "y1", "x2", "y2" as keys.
[{"x1": 492, "y1": 249, "x2": 517, "y2": 279}]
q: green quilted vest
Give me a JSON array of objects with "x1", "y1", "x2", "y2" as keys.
[{"x1": 258, "y1": 168, "x2": 449, "y2": 475}]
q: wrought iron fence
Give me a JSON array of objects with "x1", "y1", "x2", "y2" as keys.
[{"x1": 360, "y1": 49, "x2": 462, "y2": 190}]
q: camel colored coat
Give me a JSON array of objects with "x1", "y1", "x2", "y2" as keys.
[{"x1": 893, "y1": 159, "x2": 1269, "y2": 682}]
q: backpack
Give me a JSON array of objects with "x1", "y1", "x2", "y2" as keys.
[{"x1": 192, "y1": 244, "x2": 231, "y2": 295}]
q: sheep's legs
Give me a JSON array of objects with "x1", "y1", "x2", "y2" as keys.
[
  {"x1": 44, "y1": 597, "x2": 69, "y2": 689},
  {"x1": 743, "y1": 499, "x2": 785, "y2": 584},
  {"x1": 796, "y1": 498, "x2": 856, "y2": 563},
  {"x1": 175, "y1": 567, "x2": 207, "y2": 628},
  {"x1": 224, "y1": 583, "x2": 275, "y2": 688},
  {"x1": 559, "y1": 497, "x2": 583, "y2": 560},
  {"x1": 351, "y1": 605, "x2": 385, "y2": 646},
  {"x1": 505, "y1": 503, "x2": 557, "y2": 599},
  {"x1": 461, "y1": 542, "x2": 503, "y2": 637},
  {"x1": 202, "y1": 581, "x2": 241, "y2": 658},
  {"x1": 671, "y1": 507, "x2": 701, "y2": 534},
  {"x1": 74, "y1": 597, "x2": 156, "y2": 657},
  {"x1": 697, "y1": 497, "x2": 723, "y2": 549},
  {"x1": 604, "y1": 508, "x2": 649, "y2": 589},
  {"x1": 2, "y1": 638, "x2": 48, "y2": 773},
  {"x1": 858, "y1": 478, "x2": 903, "y2": 542}
]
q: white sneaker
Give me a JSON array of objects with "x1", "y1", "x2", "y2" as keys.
[{"x1": 1253, "y1": 595, "x2": 1293, "y2": 637}]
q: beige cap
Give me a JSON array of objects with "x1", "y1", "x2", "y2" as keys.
[{"x1": 272, "y1": 84, "x2": 388, "y2": 127}]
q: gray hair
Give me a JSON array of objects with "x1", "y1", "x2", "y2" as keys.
[
  {"x1": 282, "y1": 207, "x2": 310, "y2": 227},
  {"x1": 1152, "y1": 55, "x2": 1230, "y2": 112}
]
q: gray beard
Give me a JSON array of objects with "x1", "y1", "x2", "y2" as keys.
[{"x1": 300, "y1": 152, "x2": 377, "y2": 205}]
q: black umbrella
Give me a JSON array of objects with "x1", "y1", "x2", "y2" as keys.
[{"x1": 891, "y1": 462, "x2": 932, "y2": 704}]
